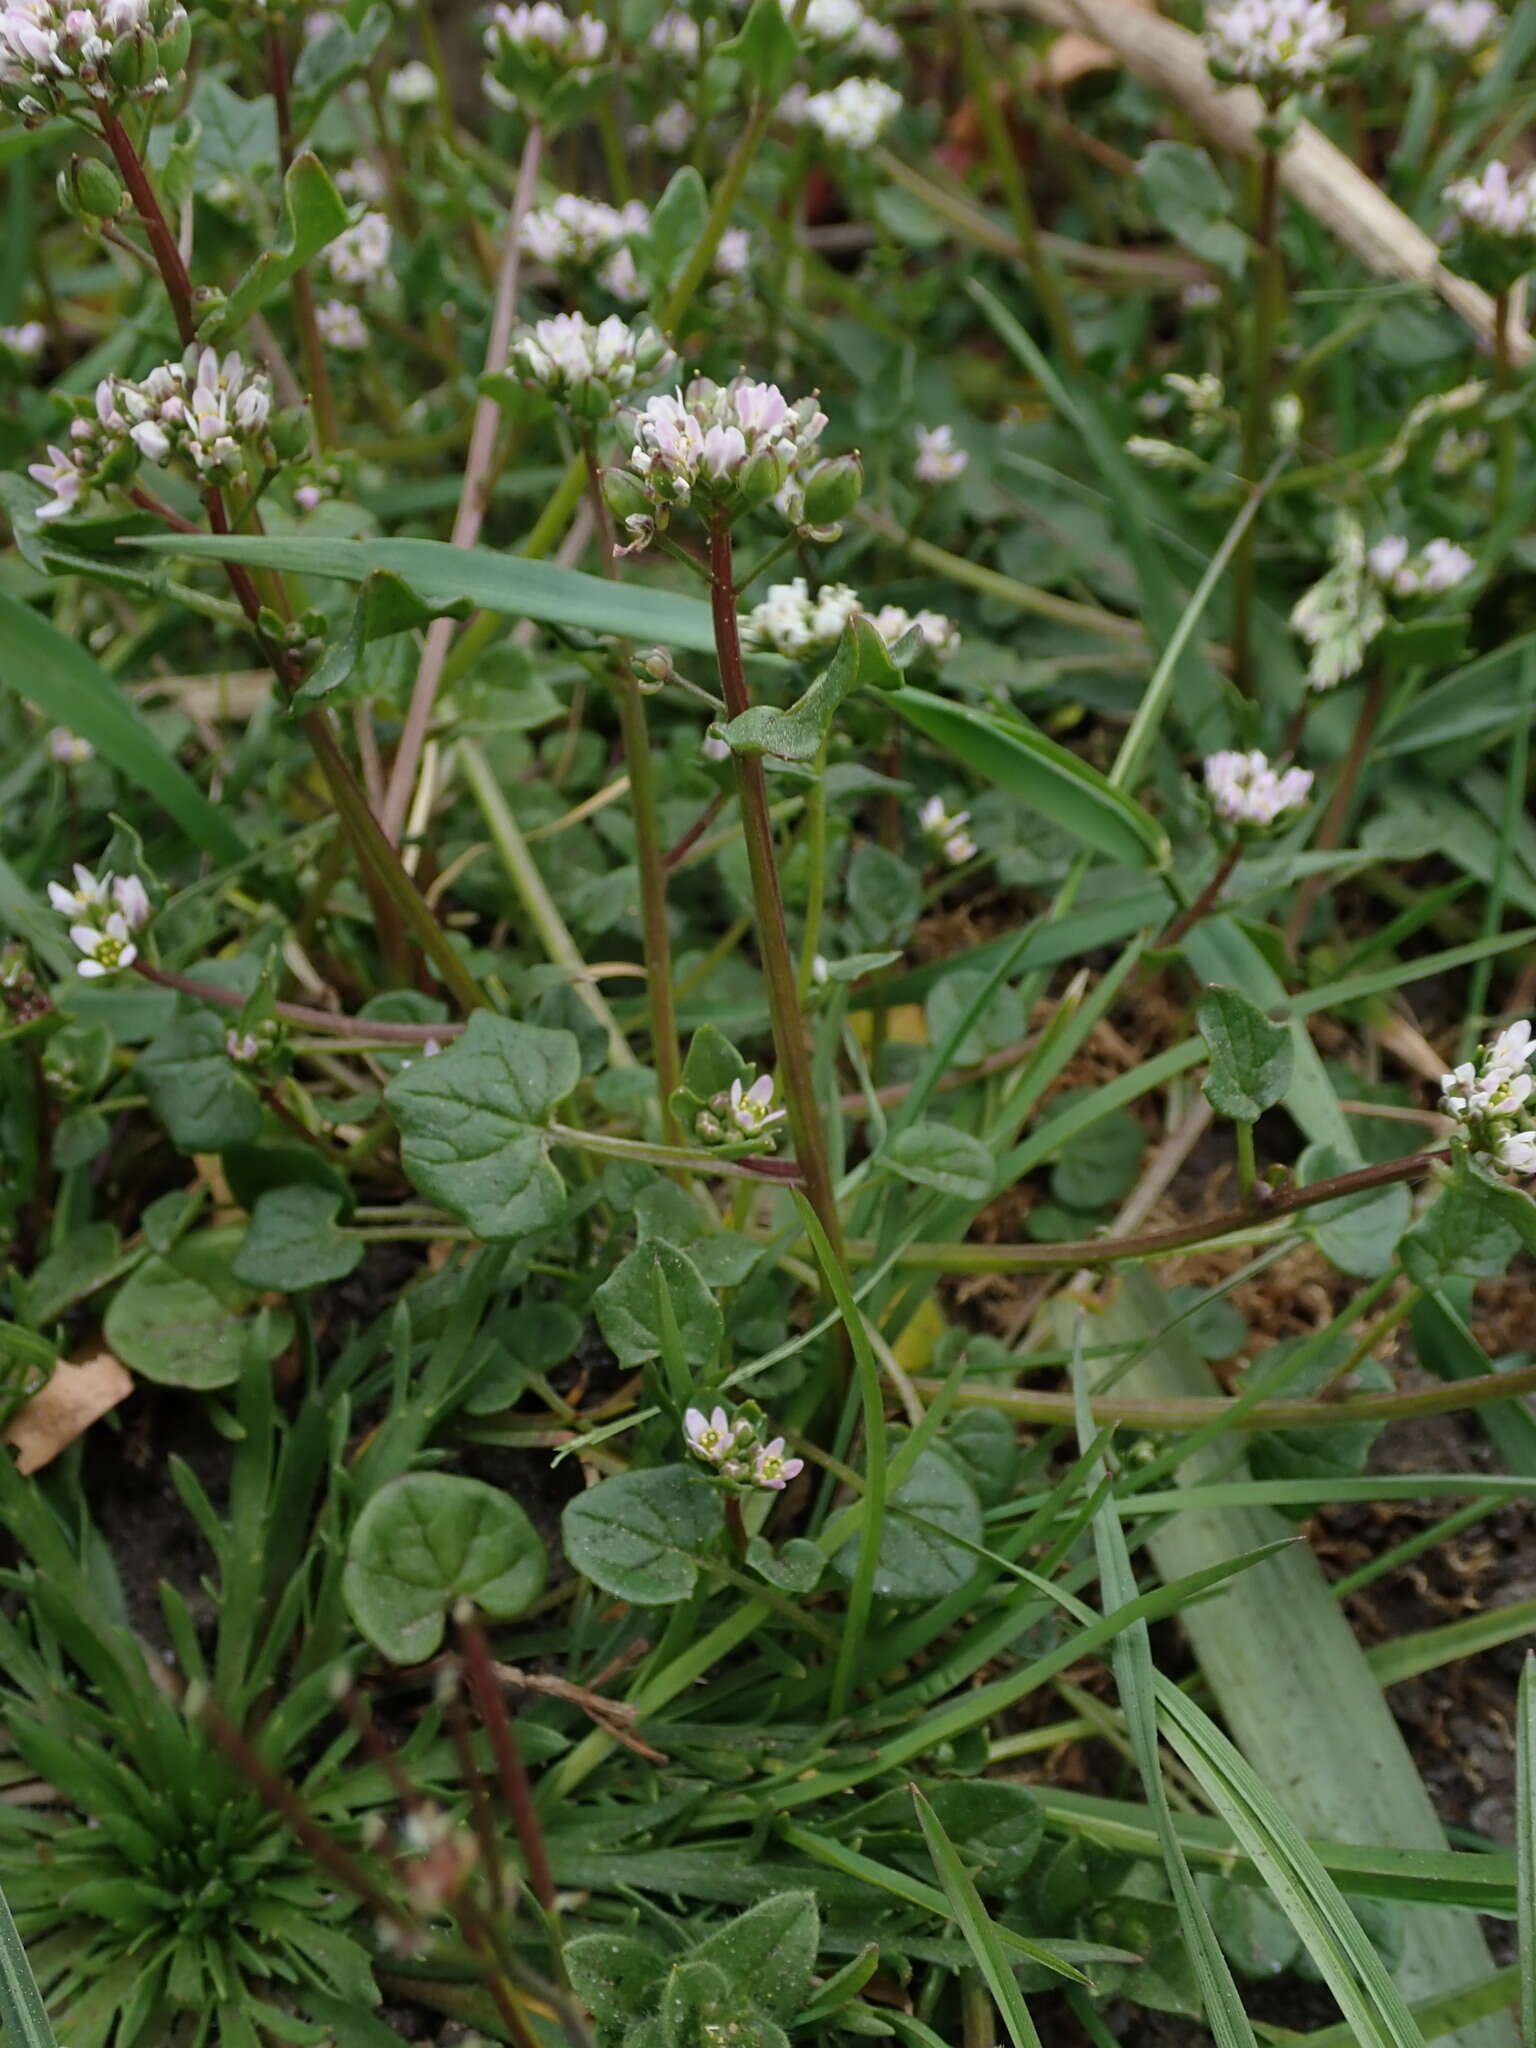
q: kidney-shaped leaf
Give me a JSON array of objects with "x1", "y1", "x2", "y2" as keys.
[
  {"x1": 562, "y1": 1465, "x2": 723, "y2": 1605},
  {"x1": 891, "y1": 688, "x2": 1169, "y2": 870},
  {"x1": 343, "y1": 1473, "x2": 547, "y2": 1664},
  {"x1": 385, "y1": 1012, "x2": 580, "y2": 1241}
]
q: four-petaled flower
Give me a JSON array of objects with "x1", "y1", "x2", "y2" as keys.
[
  {"x1": 920, "y1": 795, "x2": 977, "y2": 866},
  {"x1": 912, "y1": 423, "x2": 967, "y2": 484},
  {"x1": 729, "y1": 1073, "x2": 786, "y2": 1138}
]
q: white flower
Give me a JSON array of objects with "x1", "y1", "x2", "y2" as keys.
[
  {"x1": 729, "y1": 1072, "x2": 787, "y2": 1138},
  {"x1": 326, "y1": 211, "x2": 392, "y2": 287},
  {"x1": 920, "y1": 794, "x2": 977, "y2": 865},
  {"x1": 316, "y1": 298, "x2": 368, "y2": 351},
  {"x1": 1368, "y1": 533, "x2": 1476, "y2": 598},
  {"x1": 0, "y1": 319, "x2": 45, "y2": 361},
  {"x1": 70, "y1": 910, "x2": 136, "y2": 978},
  {"x1": 870, "y1": 603, "x2": 959, "y2": 659},
  {"x1": 913, "y1": 423, "x2": 967, "y2": 484},
  {"x1": 48, "y1": 862, "x2": 111, "y2": 918},
  {"x1": 751, "y1": 1437, "x2": 804, "y2": 1490},
  {"x1": 650, "y1": 7, "x2": 699, "y2": 57},
  {"x1": 701, "y1": 732, "x2": 731, "y2": 763},
  {"x1": 0, "y1": 0, "x2": 188, "y2": 106},
  {"x1": 111, "y1": 873, "x2": 151, "y2": 928},
  {"x1": 27, "y1": 442, "x2": 81, "y2": 520},
  {"x1": 742, "y1": 577, "x2": 861, "y2": 658},
  {"x1": 1202, "y1": 748, "x2": 1313, "y2": 829},
  {"x1": 1418, "y1": 0, "x2": 1503, "y2": 46},
  {"x1": 1444, "y1": 159, "x2": 1536, "y2": 236},
  {"x1": 1291, "y1": 513, "x2": 1387, "y2": 690},
  {"x1": 387, "y1": 57, "x2": 436, "y2": 102},
  {"x1": 1202, "y1": 0, "x2": 1344, "y2": 89},
  {"x1": 226, "y1": 1029, "x2": 262, "y2": 1063},
  {"x1": 509, "y1": 310, "x2": 671, "y2": 415},
  {"x1": 608, "y1": 375, "x2": 829, "y2": 549},
  {"x1": 335, "y1": 155, "x2": 387, "y2": 204},
  {"x1": 484, "y1": 0, "x2": 605, "y2": 66},
  {"x1": 794, "y1": 74, "x2": 902, "y2": 149},
  {"x1": 637, "y1": 98, "x2": 693, "y2": 152},
  {"x1": 715, "y1": 226, "x2": 751, "y2": 278},
  {"x1": 47, "y1": 728, "x2": 93, "y2": 766},
  {"x1": 811, "y1": 953, "x2": 830, "y2": 985},
  {"x1": 520, "y1": 192, "x2": 647, "y2": 274},
  {"x1": 1441, "y1": 1021, "x2": 1536, "y2": 1174},
  {"x1": 684, "y1": 1404, "x2": 744, "y2": 1465},
  {"x1": 294, "y1": 482, "x2": 324, "y2": 511}
]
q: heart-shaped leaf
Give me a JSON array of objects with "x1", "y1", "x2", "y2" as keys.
[
  {"x1": 1196, "y1": 985, "x2": 1293, "y2": 1124},
  {"x1": 562, "y1": 1465, "x2": 723, "y2": 1605},
  {"x1": 342, "y1": 1473, "x2": 547, "y2": 1664},
  {"x1": 233, "y1": 1184, "x2": 363, "y2": 1293}
]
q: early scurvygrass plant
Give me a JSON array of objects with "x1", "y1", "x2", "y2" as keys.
[{"x1": 2, "y1": 0, "x2": 1536, "y2": 2040}]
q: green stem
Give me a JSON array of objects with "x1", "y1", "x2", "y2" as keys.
[
  {"x1": 1494, "y1": 287, "x2": 1517, "y2": 531},
  {"x1": 707, "y1": 518, "x2": 846, "y2": 1265},
  {"x1": 796, "y1": 740, "x2": 830, "y2": 1001},
  {"x1": 1234, "y1": 1119, "x2": 1257, "y2": 1211},
  {"x1": 1231, "y1": 145, "x2": 1281, "y2": 698},
  {"x1": 546, "y1": 1121, "x2": 802, "y2": 1186}
]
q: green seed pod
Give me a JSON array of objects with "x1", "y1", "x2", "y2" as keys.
[
  {"x1": 58, "y1": 154, "x2": 123, "y2": 224},
  {"x1": 601, "y1": 465, "x2": 650, "y2": 524},
  {"x1": 799, "y1": 451, "x2": 862, "y2": 526},
  {"x1": 734, "y1": 444, "x2": 785, "y2": 510},
  {"x1": 268, "y1": 405, "x2": 312, "y2": 462},
  {"x1": 106, "y1": 27, "x2": 159, "y2": 91}
]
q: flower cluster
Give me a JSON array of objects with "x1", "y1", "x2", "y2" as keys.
[
  {"x1": 1441, "y1": 1021, "x2": 1536, "y2": 1177},
  {"x1": 387, "y1": 56, "x2": 435, "y2": 102},
  {"x1": 1290, "y1": 513, "x2": 1387, "y2": 690},
  {"x1": 29, "y1": 346, "x2": 280, "y2": 520},
  {"x1": 1203, "y1": 748, "x2": 1313, "y2": 830},
  {"x1": 0, "y1": 319, "x2": 45, "y2": 364},
  {"x1": 1416, "y1": 0, "x2": 1502, "y2": 46},
  {"x1": 1445, "y1": 159, "x2": 1536, "y2": 235},
  {"x1": 48, "y1": 728, "x2": 93, "y2": 765},
  {"x1": 869, "y1": 603, "x2": 959, "y2": 660},
  {"x1": 0, "y1": 0, "x2": 190, "y2": 115},
  {"x1": 1201, "y1": 0, "x2": 1344, "y2": 94},
  {"x1": 684, "y1": 1405, "x2": 805, "y2": 1492},
  {"x1": 316, "y1": 299, "x2": 368, "y2": 352},
  {"x1": 1366, "y1": 534, "x2": 1476, "y2": 598},
  {"x1": 48, "y1": 863, "x2": 150, "y2": 979},
  {"x1": 743, "y1": 578, "x2": 860, "y2": 657},
  {"x1": 788, "y1": 75, "x2": 903, "y2": 150},
  {"x1": 325, "y1": 210, "x2": 392, "y2": 287},
  {"x1": 605, "y1": 376, "x2": 847, "y2": 550},
  {"x1": 519, "y1": 192, "x2": 649, "y2": 300},
  {"x1": 920, "y1": 795, "x2": 977, "y2": 866},
  {"x1": 913, "y1": 423, "x2": 967, "y2": 484},
  {"x1": 507, "y1": 311, "x2": 671, "y2": 420},
  {"x1": 691, "y1": 1069, "x2": 788, "y2": 1149},
  {"x1": 802, "y1": 0, "x2": 902, "y2": 58},
  {"x1": 484, "y1": 0, "x2": 604, "y2": 109}
]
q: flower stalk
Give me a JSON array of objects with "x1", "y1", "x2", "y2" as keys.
[{"x1": 1231, "y1": 143, "x2": 1282, "y2": 696}]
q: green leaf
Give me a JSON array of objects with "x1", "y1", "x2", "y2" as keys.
[
  {"x1": 1050, "y1": 1100, "x2": 1146, "y2": 1211},
  {"x1": 1196, "y1": 985, "x2": 1293, "y2": 1124},
  {"x1": 834, "y1": 1444, "x2": 982, "y2": 1603},
  {"x1": 594, "y1": 1240, "x2": 723, "y2": 1370},
  {"x1": 103, "y1": 1228, "x2": 291, "y2": 1388},
  {"x1": 139, "y1": 1010, "x2": 264, "y2": 1152},
  {"x1": 1137, "y1": 142, "x2": 1249, "y2": 281},
  {"x1": 883, "y1": 1121, "x2": 995, "y2": 1201},
  {"x1": 561, "y1": 1465, "x2": 724, "y2": 1605},
  {"x1": 690, "y1": 1892, "x2": 820, "y2": 2021},
  {"x1": 0, "y1": 1869, "x2": 60, "y2": 2048},
  {"x1": 718, "y1": 0, "x2": 798, "y2": 97},
  {"x1": 179, "y1": 75, "x2": 278, "y2": 181},
  {"x1": 292, "y1": 3, "x2": 391, "y2": 116},
  {"x1": 718, "y1": 617, "x2": 899, "y2": 763},
  {"x1": 1298, "y1": 1140, "x2": 1410, "y2": 1278},
  {"x1": 1401, "y1": 1163, "x2": 1521, "y2": 1285},
  {"x1": 342, "y1": 1473, "x2": 547, "y2": 1664},
  {"x1": 891, "y1": 687, "x2": 1169, "y2": 870},
  {"x1": 203, "y1": 153, "x2": 353, "y2": 342},
  {"x1": 232, "y1": 1185, "x2": 363, "y2": 1293},
  {"x1": 385, "y1": 1011, "x2": 580, "y2": 1241},
  {"x1": 635, "y1": 165, "x2": 708, "y2": 299},
  {"x1": 295, "y1": 570, "x2": 474, "y2": 707},
  {"x1": 565, "y1": 1934, "x2": 668, "y2": 2029},
  {"x1": 140, "y1": 531, "x2": 719, "y2": 651},
  {"x1": 913, "y1": 1788, "x2": 1044, "y2": 2048},
  {"x1": 846, "y1": 843, "x2": 921, "y2": 948},
  {"x1": 0, "y1": 588, "x2": 248, "y2": 863},
  {"x1": 1519, "y1": 1652, "x2": 1535, "y2": 2048},
  {"x1": 745, "y1": 1535, "x2": 824, "y2": 1593}
]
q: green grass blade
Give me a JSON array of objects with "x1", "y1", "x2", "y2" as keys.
[
  {"x1": 0, "y1": 1870, "x2": 60, "y2": 2048},
  {"x1": 0, "y1": 589, "x2": 248, "y2": 864},
  {"x1": 1070, "y1": 1350, "x2": 1259, "y2": 2048},
  {"x1": 913, "y1": 1786, "x2": 1044, "y2": 2048},
  {"x1": 139, "y1": 531, "x2": 719, "y2": 651},
  {"x1": 1153, "y1": 1680, "x2": 1428, "y2": 2048}
]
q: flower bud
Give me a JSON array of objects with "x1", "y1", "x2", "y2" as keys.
[
  {"x1": 602, "y1": 465, "x2": 650, "y2": 524},
  {"x1": 735, "y1": 443, "x2": 787, "y2": 509},
  {"x1": 157, "y1": 8, "x2": 190, "y2": 75},
  {"x1": 268, "y1": 405, "x2": 312, "y2": 462},
  {"x1": 800, "y1": 451, "x2": 863, "y2": 525},
  {"x1": 106, "y1": 27, "x2": 159, "y2": 91},
  {"x1": 59, "y1": 154, "x2": 123, "y2": 223}
]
